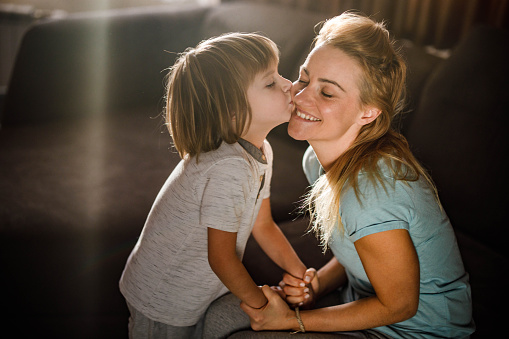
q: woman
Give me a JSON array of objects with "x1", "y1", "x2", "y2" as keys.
[{"x1": 239, "y1": 12, "x2": 475, "y2": 338}]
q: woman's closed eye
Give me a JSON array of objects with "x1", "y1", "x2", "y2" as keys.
[
  {"x1": 296, "y1": 78, "x2": 332, "y2": 98},
  {"x1": 321, "y1": 91, "x2": 333, "y2": 98}
]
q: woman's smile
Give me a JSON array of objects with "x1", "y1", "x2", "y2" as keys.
[
  {"x1": 288, "y1": 45, "x2": 366, "y2": 148},
  {"x1": 295, "y1": 109, "x2": 321, "y2": 122}
]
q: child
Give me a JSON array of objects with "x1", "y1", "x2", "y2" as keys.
[{"x1": 119, "y1": 32, "x2": 308, "y2": 338}]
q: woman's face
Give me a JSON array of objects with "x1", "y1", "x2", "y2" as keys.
[{"x1": 288, "y1": 45, "x2": 376, "y2": 159}]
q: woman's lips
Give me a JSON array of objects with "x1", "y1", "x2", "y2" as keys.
[{"x1": 295, "y1": 110, "x2": 321, "y2": 121}]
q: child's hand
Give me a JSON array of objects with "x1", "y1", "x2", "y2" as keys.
[
  {"x1": 270, "y1": 285, "x2": 286, "y2": 299},
  {"x1": 279, "y1": 268, "x2": 318, "y2": 309}
]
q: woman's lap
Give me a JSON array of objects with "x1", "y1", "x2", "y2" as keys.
[
  {"x1": 202, "y1": 291, "x2": 389, "y2": 338},
  {"x1": 203, "y1": 292, "x2": 251, "y2": 338}
]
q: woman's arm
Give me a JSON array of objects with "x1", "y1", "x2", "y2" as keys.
[
  {"x1": 208, "y1": 227, "x2": 267, "y2": 309},
  {"x1": 243, "y1": 229, "x2": 420, "y2": 332},
  {"x1": 354, "y1": 228, "x2": 420, "y2": 322},
  {"x1": 251, "y1": 198, "x2": 307, "y2": 279}
]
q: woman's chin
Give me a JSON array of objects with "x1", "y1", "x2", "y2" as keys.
[{"x1": 287, "y1": 123, "x2": 307, "y2": 141}]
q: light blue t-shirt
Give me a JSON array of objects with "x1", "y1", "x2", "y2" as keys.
[{"x1": 303, "y1": 146, "x2": 475, "y2": 339}]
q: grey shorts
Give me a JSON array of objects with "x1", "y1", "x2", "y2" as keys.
[{"x1": 127, "y1": 302, "x2": 204, "y2": 339}]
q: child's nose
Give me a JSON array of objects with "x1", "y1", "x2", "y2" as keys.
[{"x1": 281, "y1": 77, "x2": 292, "y2": 92}]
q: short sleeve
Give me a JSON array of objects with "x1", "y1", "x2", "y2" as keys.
[
  {"x1": 200, "y1": 159, "x2": 251, "y2": 233},
  {"x1": 340, "y1": 177, "x2": 412, "y2": 242}
]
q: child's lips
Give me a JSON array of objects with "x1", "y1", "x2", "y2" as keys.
[{"x1": 288, "y1": 101, "x2": 295, "y2": 113}]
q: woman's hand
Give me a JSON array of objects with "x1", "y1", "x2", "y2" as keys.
[
  {"x1": 280, "y1": 268, "x2": 319, "y2": 309},
  {"x1": 240, "y1": 285, "x2": 297, "y2": 331},
  {"x1": 270, "y1": 285, "x2": 286, "y2": 299}
]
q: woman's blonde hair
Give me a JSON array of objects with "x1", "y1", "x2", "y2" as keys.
[
  {"x1": 305, "y1": 12, "x2": 439, "y2": 247},
  {"x1": 166, "y1": 32, "x2": 279, "y2": 159}
]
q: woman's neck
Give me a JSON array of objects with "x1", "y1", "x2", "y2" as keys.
[{"x1": 309, "y1": 139, "x2": 351, "y2": 172}]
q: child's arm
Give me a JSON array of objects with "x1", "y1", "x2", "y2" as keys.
[
  {"x1": 208, "y1": 227, "x2": 268, "y2": 309},
  {"x1": 251, "y1": 198, "x2": 307, "y2": 280}
]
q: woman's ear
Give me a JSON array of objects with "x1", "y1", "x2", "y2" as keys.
[{"x1": 358, "y1": 106, "x2": 381, "y2": 126}]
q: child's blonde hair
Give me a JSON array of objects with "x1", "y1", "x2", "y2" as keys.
[{"x1": 166, "y1": 32, "x2": 279, "y2": 159}]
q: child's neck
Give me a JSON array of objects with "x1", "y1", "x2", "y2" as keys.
[{"x1": 240, "y1": 132, "x2": 268, "y2": 151}]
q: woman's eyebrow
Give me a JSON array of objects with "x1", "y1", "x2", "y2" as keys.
[
  {"x1": 319, "y1": 78, "x2": 346, "y2": 92},
  {"x1": 302, "y1": 67, "x2": 346, "y2": 92}
]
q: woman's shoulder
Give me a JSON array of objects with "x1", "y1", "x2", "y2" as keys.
[
  {"x1": 303, "y1": 146, "x2": 322, "y2": 184},
  {"x1": 263, "y1": 139, "x2": 274, "y2": 161},
  {"x1": 347, "y1": 159, "x2": 418, "y2": 206},
  {"x1": 358, "y1": 158, "x2": 421, "y2": 188},
  {"x1": 347, "y1": 158, "x2": 436, "y2": 217}
]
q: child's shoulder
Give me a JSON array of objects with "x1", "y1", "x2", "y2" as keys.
[{"x1": 190, "y1": 142, "x2": 251, "y2": 171}]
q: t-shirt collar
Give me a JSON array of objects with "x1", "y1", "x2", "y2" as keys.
[{"x1": 238, "y1": 138, "x2": 267, "y2": 164}]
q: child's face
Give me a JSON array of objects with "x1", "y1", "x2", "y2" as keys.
[{"x1": 244, "y1": 63, "x2": 293, "y2": 144}]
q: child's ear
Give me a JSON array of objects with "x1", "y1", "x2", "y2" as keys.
[{"x1": 359, "y1": 106, "x2": 381, "y2": 126}]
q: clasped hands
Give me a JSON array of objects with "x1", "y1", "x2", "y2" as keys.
[{"x1": 240, "y1": 268, "x2": 318, "y2": 331}]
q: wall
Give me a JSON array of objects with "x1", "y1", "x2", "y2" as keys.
[{"x1": 225, "y1": 0, "x2": 509, "y2": 49}]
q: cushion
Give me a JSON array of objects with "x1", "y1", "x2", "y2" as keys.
[
  {"x1": 405, "y1": 25, "x2": 509, "y2": 252},
  {"x1": 200, "y1": 2, "x2": 328, "y2": 81},
  {"x1": 396, "y1": 40, "x2": 444, "y2": 135},
  {"x1": 2, "y1": 6, "x2": 208, "y2": 125}
]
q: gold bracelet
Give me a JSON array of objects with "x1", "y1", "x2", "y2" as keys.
[{"x1": 291, "y1": 307, "x2": 306, "y2": 334}]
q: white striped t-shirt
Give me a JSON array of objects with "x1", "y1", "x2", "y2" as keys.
[{"x1": 119, "y1": 140, "x2": 272, "y2": 326}]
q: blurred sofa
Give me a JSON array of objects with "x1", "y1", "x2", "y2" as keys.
[{"x1": 0, "y1": 2, "x2": 507, "y2": 338}]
